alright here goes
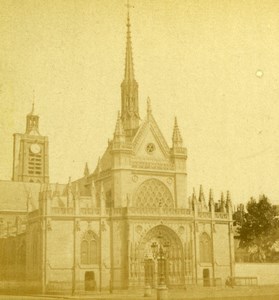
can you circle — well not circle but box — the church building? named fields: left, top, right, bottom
left=0, top=10, right=235, bottom=294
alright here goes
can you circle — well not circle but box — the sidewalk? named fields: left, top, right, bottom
left=35, top=285, right=279, bottom=300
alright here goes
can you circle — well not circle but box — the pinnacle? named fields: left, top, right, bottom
left=114, top=111, right=125, bottom=137
left=172, top=116, right=183, bottom=147
left=198, top=185, right=204, bottom=202
left=209, top=189, right=214, bottom=201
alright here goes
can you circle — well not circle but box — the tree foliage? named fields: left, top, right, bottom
left=233, top=195, right=279, bottom=262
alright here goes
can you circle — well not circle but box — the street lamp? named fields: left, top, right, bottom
left=151, top=231, right=170, bottom=300
left=144, top=255, right=152, bottom=297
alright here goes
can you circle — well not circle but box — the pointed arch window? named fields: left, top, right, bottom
left=199, top=232, right=212, bottom=263
left=81, top=231, right=98, bottom=265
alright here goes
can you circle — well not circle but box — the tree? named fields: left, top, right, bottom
left=233, top=195, right=279, bottom=262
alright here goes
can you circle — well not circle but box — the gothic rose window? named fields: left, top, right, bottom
left=134, top=179, right=173, bottom=208
left=199, top=232, right=212, bottom=263
left=81, top=231, right=98, bottom=265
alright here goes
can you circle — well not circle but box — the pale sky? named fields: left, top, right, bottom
left=0, top=0, right=279, bottom=205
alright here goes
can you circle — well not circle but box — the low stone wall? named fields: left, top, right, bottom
left=0, top=280, right=41, bottom=293
left=235, top=263, right=279, bottom=285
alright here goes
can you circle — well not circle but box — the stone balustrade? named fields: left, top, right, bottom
left=31, top=206, right=229, bottom=220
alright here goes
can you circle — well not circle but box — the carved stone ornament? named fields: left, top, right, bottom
left=178, top=226, right=185, bottom=235
left=167, top=177, right=173, bottom=185
left=146, top=143, right=155, bottom=154
left=132, top=175, right=138, bottom=183
left=136, top=225, right=143, bottom=234
left=195, top=223, right=199, bottom=232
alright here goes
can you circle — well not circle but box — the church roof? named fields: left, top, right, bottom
left=0, top=180, right=41, bottom=211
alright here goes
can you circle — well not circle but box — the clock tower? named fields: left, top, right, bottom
left=12, top=103, right=49, bottom=183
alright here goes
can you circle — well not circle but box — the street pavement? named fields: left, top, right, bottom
left=1, top=286, right=279, bottom=300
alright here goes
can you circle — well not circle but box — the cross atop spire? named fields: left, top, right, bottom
left=125, top=0, right=134, bottom=18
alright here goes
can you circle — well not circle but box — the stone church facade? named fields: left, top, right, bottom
left=0, top=12, right=235, bottom=294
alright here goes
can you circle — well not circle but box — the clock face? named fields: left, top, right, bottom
left=30, top=143, right=41, bottom=154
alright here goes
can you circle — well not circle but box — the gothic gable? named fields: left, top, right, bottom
left=132, top=114, right=170, bottom=160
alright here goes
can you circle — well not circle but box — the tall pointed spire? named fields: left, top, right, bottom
left=121, top=1, right=140, bottom=138
left=124, top=4, right=135, bottom=82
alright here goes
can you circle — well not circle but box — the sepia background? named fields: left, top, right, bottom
left=0, top=0, right=279, bottom=204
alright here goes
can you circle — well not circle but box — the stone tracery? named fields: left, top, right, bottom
left=133, top=179, right=173, bottom=208
left=132, top=225, right=185, bottom=286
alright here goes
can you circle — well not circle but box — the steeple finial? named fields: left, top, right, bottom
left=124, top=0, right=135, bottom=82
left=147, top=97, right=152, bottom=117
left=26, top=91, right=40, bottom=135
left=30, top=90, right=35, bottom=115
left=172, top=117, right=183, bottom=147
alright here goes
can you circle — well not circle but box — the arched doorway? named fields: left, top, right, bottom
left=84, top=271, right=96, bottom=291
left=138, top=225, right=184, bottom=287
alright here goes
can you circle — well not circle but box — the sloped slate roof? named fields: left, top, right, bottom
left=0, top=181, right=41, bottom=211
